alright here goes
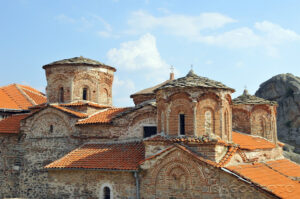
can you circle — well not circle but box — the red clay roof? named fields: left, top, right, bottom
left=61, top=101, right=111, bottom=109
left=232, top=131, right=276, bottom=150
left=0, top=113, right=30, bottom=134
left=226, top=162, right=300, bottom=199
left=51, top=105, right=88, bottom=118
left=45, top=142, right=145, bottom=170
left=265, top=159, right=300, bottom=179
left=76, top=108, right=129, bottom=125
left=0, top=84, right=46, bottom=110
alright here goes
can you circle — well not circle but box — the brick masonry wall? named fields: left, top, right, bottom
left=45, top=65, right=114, bottom=105
left=233, top=104, right=277, bottom=142
left=157, top=89, right=232, bottom=142
left=140, top=147, right=275, bottom=199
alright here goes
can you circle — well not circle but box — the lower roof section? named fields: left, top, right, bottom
left=226, top=161, right=300, bottom=199
left=45, top=141, right=145, bottom=171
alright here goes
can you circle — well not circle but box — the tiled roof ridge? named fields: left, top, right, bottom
left=50, top=104, right=88, bottom=118
left=76, top=107, right=130, bottom=125
left=60, top=101, right=112, bottom=109
left=76, top=107, right=111, bottom=123
left=18, top=84, right=45, bottom=97
left=15, top=84, right=37, bottom=106
left=216, top=146, right=238, bottom=167
left=86, top=138, right=143, bottom=145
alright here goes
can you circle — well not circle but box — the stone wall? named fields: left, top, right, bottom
left=47, top=170, right=137, bottom=199
left=0, top=134, right=21, bottom=198
left=18, top=107, right=82, bottom=198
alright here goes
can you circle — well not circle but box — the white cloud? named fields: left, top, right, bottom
left=127, top=11, right=236, bottom=36
left=126, top=11, right=300, bottom=56
left=107, top=33, right=168, bottom=72
left=112, top=76, right=136, bottom=106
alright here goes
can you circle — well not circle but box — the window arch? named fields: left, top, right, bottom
left=204, top=110, right=212, bottom=135
left=82, top=87, right=88, bottom=100
left=59, top=87, right=64, bottom=103
left=224, top=110, right=229, bottom=136
left=103, top=187, right=111, bottom=199
left=100, top=183, right=113, bottom=199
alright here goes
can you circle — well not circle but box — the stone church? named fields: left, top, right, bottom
left=0, top=56, right=300, bottom=199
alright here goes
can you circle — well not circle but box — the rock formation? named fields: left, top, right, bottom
left=256, top=73, right=300, bottom=162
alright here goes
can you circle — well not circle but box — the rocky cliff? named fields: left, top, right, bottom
left=256, top=73, right=300, bottom=162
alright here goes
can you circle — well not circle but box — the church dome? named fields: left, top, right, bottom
left=154, top=69, right=235, bottom=92
left=42, top=56, right=116, bottom=71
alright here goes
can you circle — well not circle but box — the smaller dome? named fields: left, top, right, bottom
left=43, top=56, right=116, bottom=71
left=233, top=89, right=277, bottom=105
left=154, top=70, right=234, bottom=92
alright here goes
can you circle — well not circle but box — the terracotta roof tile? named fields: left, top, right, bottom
left=0, top=113, right=30, bottom=134
left=45, top=142, right=145, bottom=170
left=61, top=101, right=111, bottom=109
left=0, top=84, right=46, bottom=110
left=51, top=105, right=88, bottom=118
left=265, top=159, right=300, bottom=179
left=0, top=89, right=19, bottom=109
left=226, top=162, right=300, bottom=199
left=217, top=146, right=238, bottom=167
left=76, top=108, right=129, bottom=125
left=232, top=131, right=276, bottom=150
left=22, top=89, right=47, bottom=105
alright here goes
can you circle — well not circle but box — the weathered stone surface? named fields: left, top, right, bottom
left=255, top=73, right=300, bottom=157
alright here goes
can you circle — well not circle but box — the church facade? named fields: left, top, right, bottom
left=0, top=56, right=300, bottom=199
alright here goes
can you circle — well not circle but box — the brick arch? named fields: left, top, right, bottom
left=168, top=98, right=194, bottom=136
left=150, top=152, right=206, bottom=198
left=99, top=83, right=111, bottom=105
left=30, top=111, right=71, bottom=137
left=73, top=72, right=98, bottom=102
left=196, top=96, right=220, bottom=137
left=225, top=94, right=232, bottom=105
left=251, top=104, right=272, bottom=114
left=166, top=92, right=192, bottom=103
left=232, top=108, right=251, bottom=134
left=197, top=92, right=221, bottom=103
left=250, top=109, right=270, bottom=137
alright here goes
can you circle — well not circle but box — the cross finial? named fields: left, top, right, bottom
left=170, top=65, right=174, bottom=73
left=191, top=64, right=193, bottom=70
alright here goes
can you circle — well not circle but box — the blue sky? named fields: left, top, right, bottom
left=1, top=0, right=300, bottom=107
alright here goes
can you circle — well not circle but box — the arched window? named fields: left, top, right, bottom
left=179, top=114, right=185, bottom=135
left=161, top=112, right=164, bottom=132
left=103, top=186, right=111, bottom=199
left=59, top=87, right=64, bottom=103
left=49, top=125, right=53, bottom=133
left=204, top=110, right=212, bottom=135
left=224, top=110, right=229, bottom=136
left=83, top=88, right=88, bottom=100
